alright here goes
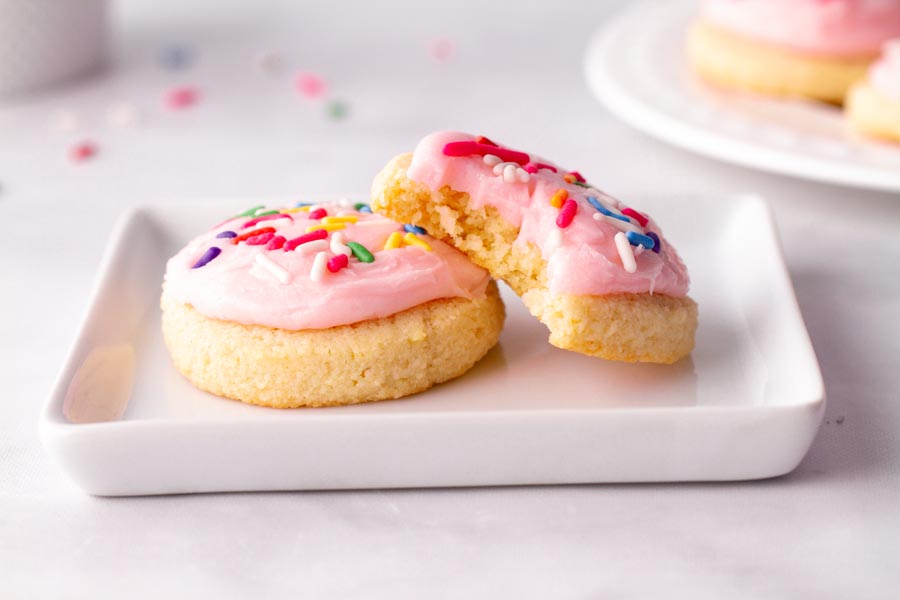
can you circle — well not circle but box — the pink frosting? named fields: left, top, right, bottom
left=405, top=132, right=690, bottom=298
left=870, top=39, right=900, bottom=98
left=702, top=0, right=900, bottom=57
left=163, top=203, right=490, bottom=330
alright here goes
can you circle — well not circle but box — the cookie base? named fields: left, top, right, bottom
left=372, top=154, right=697, bottom=364
left=161, top=282, right=505, bottom=408
left=846, top=82, right=900, bottom=143
left=686, top=19, right=873, bottom=104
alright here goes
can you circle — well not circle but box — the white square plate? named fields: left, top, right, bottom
left=41, top=194, right=824, bottom=495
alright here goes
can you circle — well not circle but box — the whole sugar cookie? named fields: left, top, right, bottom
left=372, top=132, right=697, bottom=365
left=686, top=0, right=900, bottom=104
left=161, top=201, right=504, bottom=408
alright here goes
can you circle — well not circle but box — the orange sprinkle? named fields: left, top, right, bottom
left=550, top=188, right=568, bottom=209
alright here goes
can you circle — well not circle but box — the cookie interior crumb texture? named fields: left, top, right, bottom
left=161, top=280, right=505, bottom=408
left=372, top=153, right=697, bottom=364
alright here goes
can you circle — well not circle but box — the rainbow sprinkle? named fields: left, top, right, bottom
left=232, top=226, right=276, bottom=244
left=384, top=232, right=403, bottom=250
left=403, top=232, right=432, bottom=251
left=192, top=247, right=221, bottom=269
left=403, top=224, right=427, bottom=235
left=614, top=232, right=637, bottom=273
left=550, top=189, right=568, bottom=209
left=346, top=241, right=374, bottom=263
left=310, top=251, right=328, bottom=282
left=254, top=253, right=291, bottom=284
left=327, top=253, right=349, bottom=273
left=556, top=198, right=577, bottom=229
left=215, top=231, right=237, bottom=239
left=284, top=229, right=328, bottom=251
left=306, top=223, right=346, bottom=233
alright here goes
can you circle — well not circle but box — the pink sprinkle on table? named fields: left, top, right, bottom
left=429, top=37, right=455, bottom=62
left=164, top=86, right=200, bottom=110
left=69, top=141, right=97, bottom=163
left=295, top=72, right=327, bottom=99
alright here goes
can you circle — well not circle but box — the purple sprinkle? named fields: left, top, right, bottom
left=192, top=246, right=221, bottom=268
left=646, top=232, right=661, bottom=254
left=216, top=230, right=237, bottom=239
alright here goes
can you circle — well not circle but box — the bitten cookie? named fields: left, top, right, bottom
left=161, top=201, right=505, bottom=408
left=372, top=132, right=697, bottom=365
left=847, top=40, right=900, bottom=142
left=686, top=0, right=900, bottom=104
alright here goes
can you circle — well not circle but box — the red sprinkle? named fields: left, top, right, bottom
left=621, top=208, right=648, bottom=227
left=284, top=229, right=328, bottom=251
left=556, top=198, right=577, bottom=228
left=568, top=171, right=586, bottom=183
left=526, top=161, right=557, bottom=173
left=164, top=86, right=200, bottom=110
left=295, top=72, right=327, bottom=99
left=442, top=141, right=529, bottom=165
left=266, top=235, right=286, bottom=250
left=232, top=226, right=276, bottom=244
left=327, top=253, right=349, bottom=273
left=243, top=213, right=292, bottom=228
left=308, top=208, right=328, bottom=220
left=475, top=135, right=498, bottom=147
left=246, top=232, right=275, bottom=245
left=69, top=141, right=97, bottom=162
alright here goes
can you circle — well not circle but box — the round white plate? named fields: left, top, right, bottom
left=584, top=1, right=900, bottom=192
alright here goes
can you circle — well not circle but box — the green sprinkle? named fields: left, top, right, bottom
left=573, top=180, right=592, bottom=189
left=326, top=100, right=349, bottom=121
left=253, top=209, right=280, bottom=217
left=346, top=241, right=374, bottom=263
left=353, top=202, right=369, bottom=211
left=236, top=204, right=265, bottom=217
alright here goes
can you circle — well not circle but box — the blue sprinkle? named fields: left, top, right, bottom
left=215, top=230, right=237, bottom=239
left=192, top=246, right=221, bottom=269
left=626, top=231, right=655, bottom=250
left=404, top=224, right=427, bottom=235
left=587, top=196, right=630, bottom=223
left=354, top=202, right=373, bottom=213
left=294, top=202, right=313, bottom=208
left=646, top=232, right=661, bottom=253
left=159, top=45, right=194, bottom=70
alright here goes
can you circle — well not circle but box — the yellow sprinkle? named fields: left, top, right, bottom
left=403, top=232, right=432, bottom=252
left=322, top=216, right=359, bottom=225
left=383, top=231, right=403, bottom=250
left=550, top=188, right=568, bottom=209
left=306, top=223, right=347, bottom=233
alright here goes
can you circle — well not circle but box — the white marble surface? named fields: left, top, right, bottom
left=2, top=0, right=899, bottom=597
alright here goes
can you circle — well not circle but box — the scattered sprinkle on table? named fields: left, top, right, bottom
left=326, top=100, right=349, bottom=121
left=69, top=141, right=97, bottom=163
left=107, top=103, right=140, bottom=127
left=429, top=36, right=455, bottom=62
left=295, top=72, right=327, bottom=99
left=158, top=45, right=194, bottom=70
left=164, top=86, right=201, bottom=110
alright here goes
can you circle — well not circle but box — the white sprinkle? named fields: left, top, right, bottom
left=337, top=197, right=353, bottom=208
left=615, top=232, right=637, bottom=273
left=107, top=103, right=139, bottom=127
left=492, top=162, right=507, bottom=176
left=594, top=212, right=643, bottom=234
left=310, top=251, right=328, bottom=282
left=634, top=245, right=645, bottom=256
left=545, top=228, right=564, bottom=254
left=256, top=50, right=283, bottom=73
left=255, top=253, right=291, bottom=284
left=483, top=154, right=502, bottom=167
left=296, top=239, right=328, bottom=255
left=266, top=214, right=292, bottom=227
left=503, top=163, right=518, bottom=183
left=516, top=168, right=530, bottom=183
left=330, top=231, right=352, bottom=256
